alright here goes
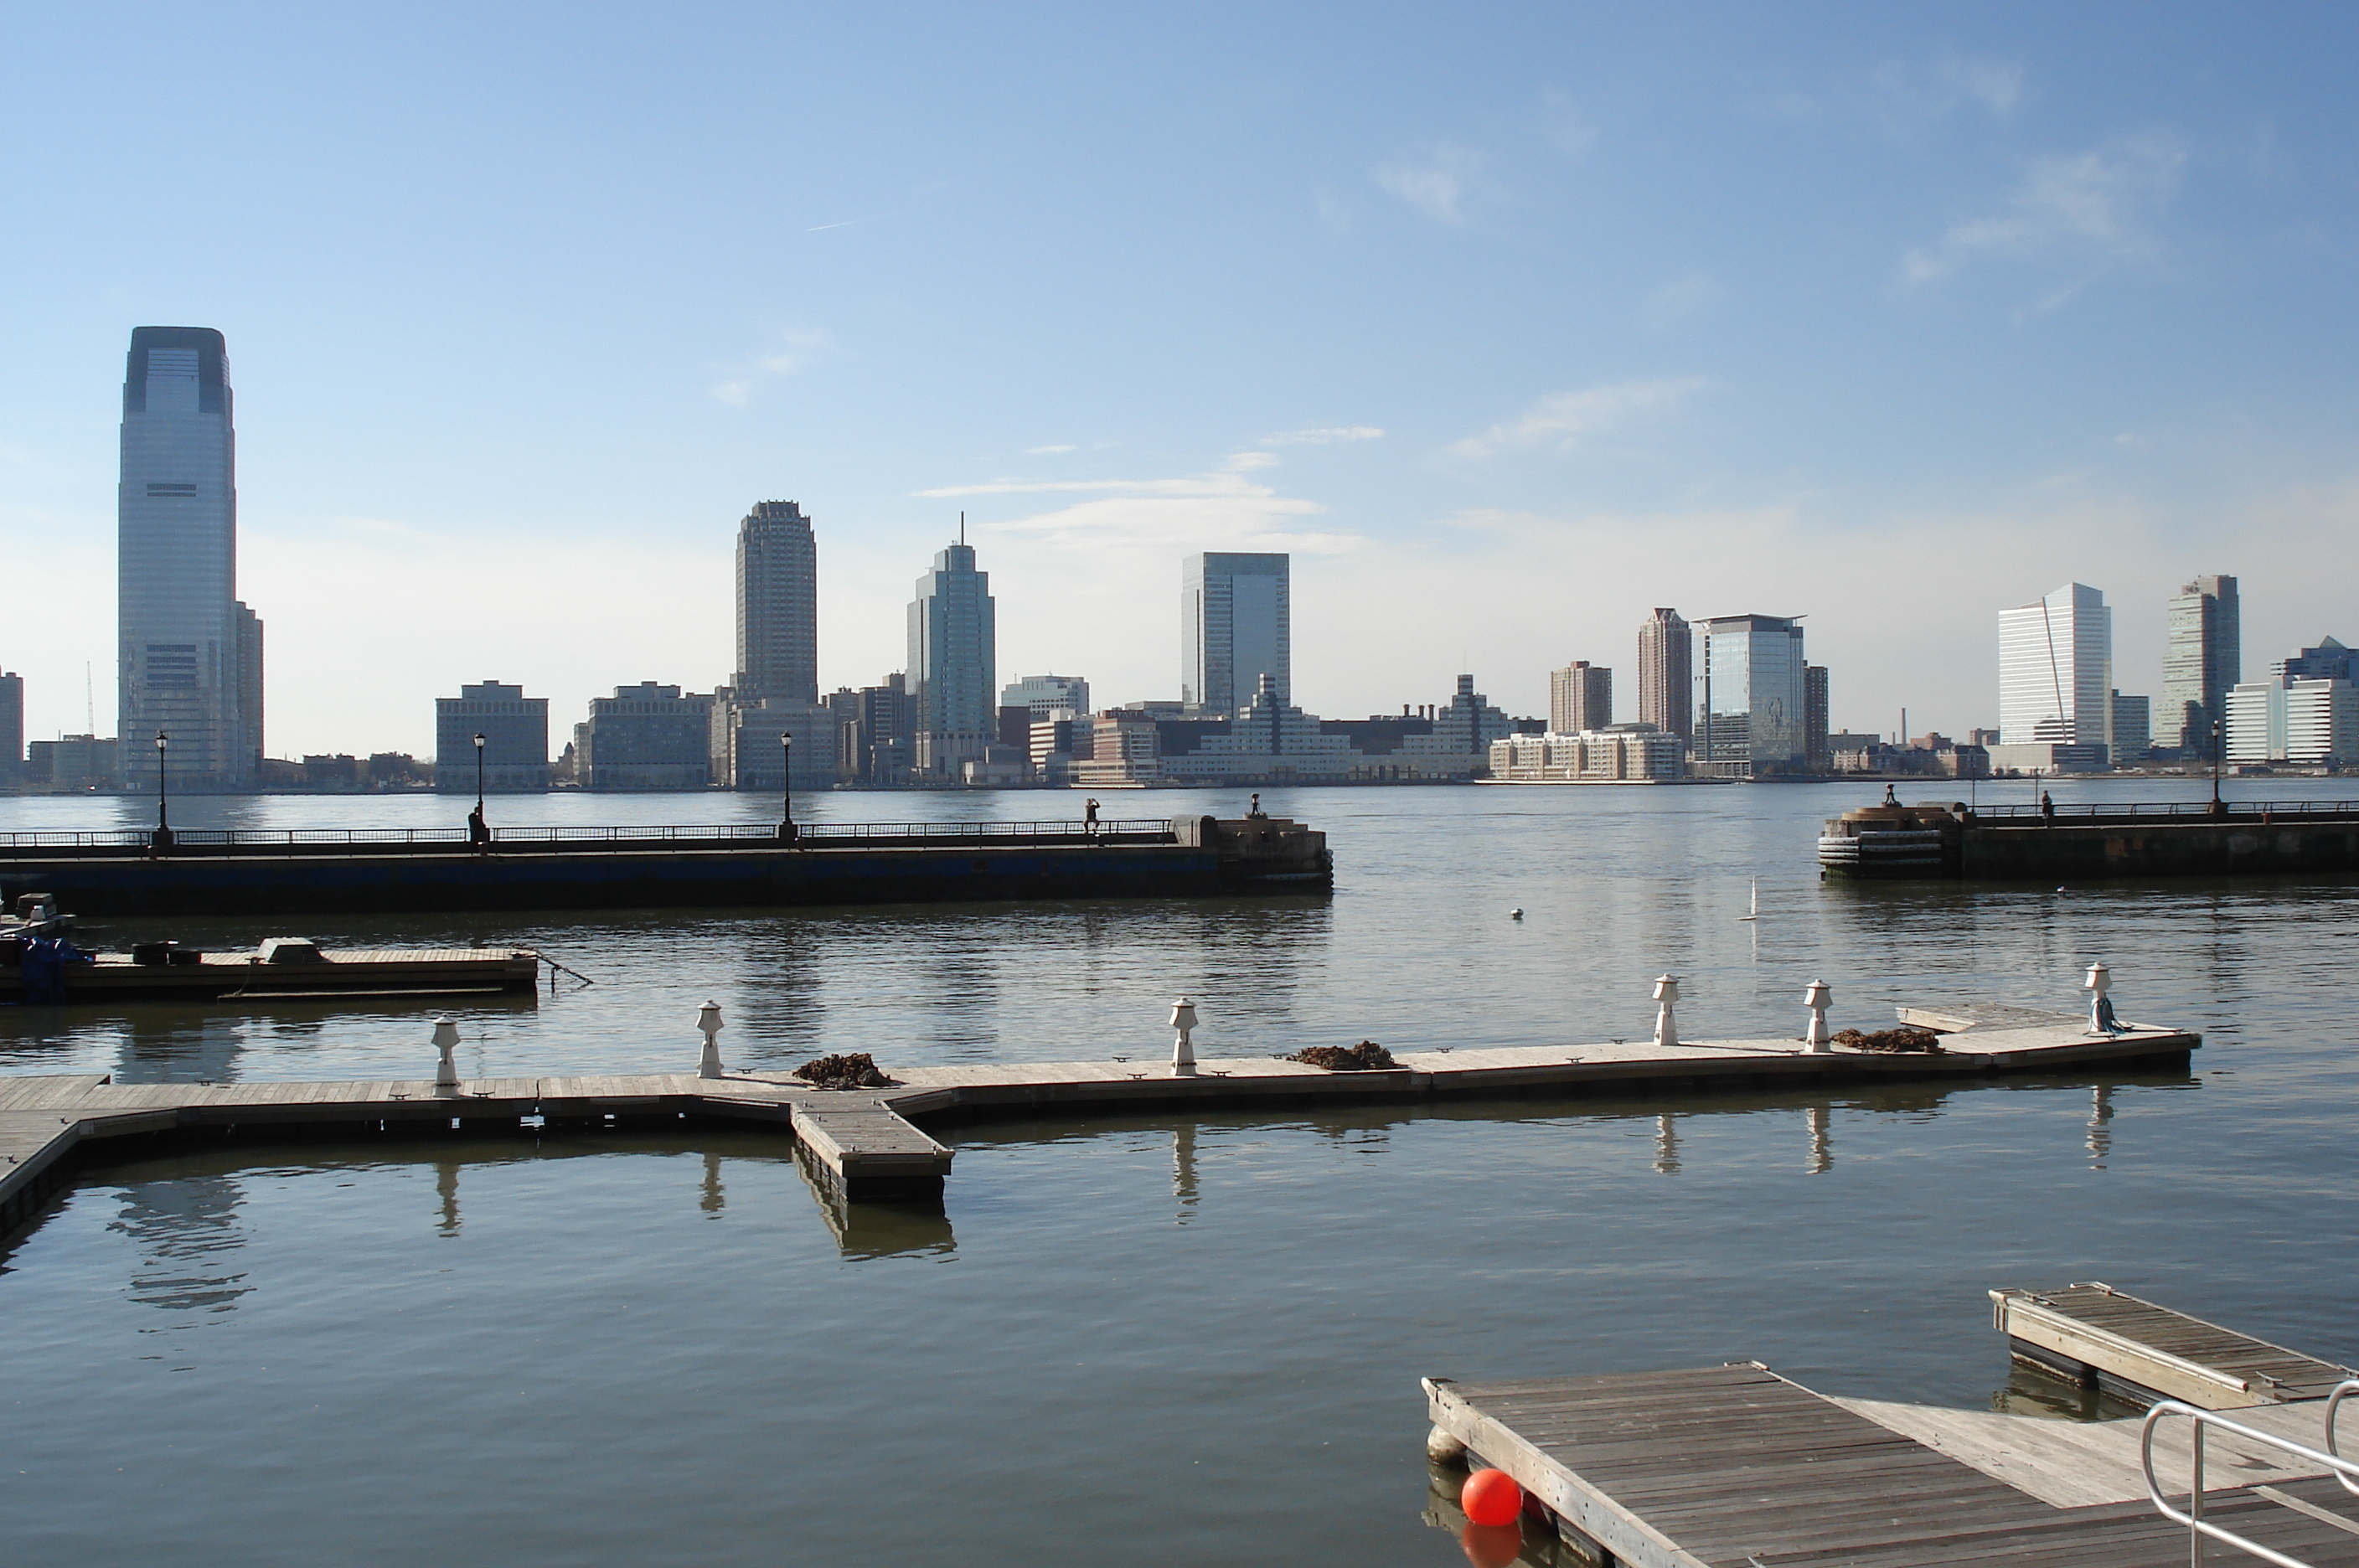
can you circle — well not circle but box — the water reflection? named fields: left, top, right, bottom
left=435, top=1158, right=461, bottom=1235
left=700, top=1150, right=725, bottom=1214
left=107, top=1173, right=251, bottom=1316
left=1653, top=1113, right=1679, bottom=1174
left=792, top=1144, right=955, bottom=1259
left=2087, top=1085, right=2113, bottom=1168
left=1805, top=1103, right=1832, bottom=1173
left=1171, top=1124, right=1198, bottom=1223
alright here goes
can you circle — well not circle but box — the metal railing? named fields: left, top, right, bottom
left=1974, top=800, right=2359, bottom=822
left=2142, top=1380, right=2359, bottom=1565
left=0, top=819, right=1177, bottom=850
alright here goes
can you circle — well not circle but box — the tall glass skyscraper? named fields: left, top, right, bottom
left=733, top=500, right=818, bottom=704
left=1998, top=582, right=2113, bottom=750
left=117, top=326, right=262, bottom=789
left=1182, top=553, right=1289, bottom=716
left=1692, top=614, right=1807, bottom=776
left=907, top=537, right=997, bottom=776
left=2162, top=574, right=2239, bottom=757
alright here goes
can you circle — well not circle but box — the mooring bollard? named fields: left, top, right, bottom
left=1803, top=979, right=1832, bottom=1053
left=1169, top=996, right=1199, bottom=1076
left=1652, top=974, right=1680, bottom=1049
left=2083, top=962, right=2119, bottom=1034
left=697, top=1000, right=725, bottom=1079
left=432, top=1016, right=461, bottom=1091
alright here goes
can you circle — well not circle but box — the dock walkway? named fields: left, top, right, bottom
left=0, top=1009, right=2196, bottom=1227
left=1993, top=1282, right=2357, bottom=1407
left=1426, top=1361, right=2359, bottom=1566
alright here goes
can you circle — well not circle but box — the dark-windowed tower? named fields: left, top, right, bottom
left=733, top=501, right=818, bottom=704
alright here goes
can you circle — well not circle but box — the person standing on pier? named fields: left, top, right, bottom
left=1083, top=797, right=1099, bottom=834
left=2040, top=792, right=2055, bottom=827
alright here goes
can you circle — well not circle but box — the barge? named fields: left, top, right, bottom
left=0, top=813, right=1333, bottom=917
left=1820, top=797, right=2359, bottom=880
left=2, top=938, right=542, bottom=1003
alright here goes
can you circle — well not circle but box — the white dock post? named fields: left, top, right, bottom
left=1652, top=974, right=1681, bottom=1049
left=696, top=1001, right=725, bottom=1079
left=1169, top=996, right=1199, bottom=1076
left=2083, top=962, right=2116, bottom=1034
left=431, top=1016, right=461, bottom=1091
left=1802, top=979, right=1832, bottom=1053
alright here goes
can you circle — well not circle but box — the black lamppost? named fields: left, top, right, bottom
left=777, top=732, right=797, bottom=842
left=467, top=732, right=490, bottom=848
left=152, top=730, right=173, bottom=850
left=2210, top=716, right=2224, bottom=814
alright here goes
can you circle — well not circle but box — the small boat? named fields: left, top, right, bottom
left=1738, top=878, right=1758, bottom=921
left=2, top=935, right=541, bottom=1003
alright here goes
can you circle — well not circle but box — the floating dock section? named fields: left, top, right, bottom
left=0, top=1003, right=2195, bottom=1228
left=1423, top=1287, right=2359, bottom=1566
left=1993, top=1282, right=2356, bottom=1409
left=1820, top=797, right=2359, bottom=881
left=0, top=814, right=1332, bottom=916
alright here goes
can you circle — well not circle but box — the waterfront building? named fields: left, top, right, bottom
left=1549, top=662, right=1611, bottom=735
left=2272, top=636, right=2357, bottom=685
left=1002, top=673, right=1091, bottom=723
left=734, top=501, right=818, bottom=704
left=117, top=327, right=265, bottom=790
left=1029, top=714, right=1095, bottom=785
left=1081, top=673, right=1510, bottom=785
left=579, top=683, right=713, bottom=790
left=2163, top=574, right=2239, bottom=757
left=1182, top=552, right=1289, bottom=715
left=1489, top=726, right=1685, bottom=781
left=1692, top=615, right=1808, bottom=776
left=2227, top=677, right=2359, bottom=766
left=908, top=537, right=997, bottom=778
left=710, top=691, right=837, bottom=791
left=26, top=735, right=120, bottom=791
left=1636, top=608, right=1692, bottom=746
left=2109, top=692, right=2151, bottom=761
left=1998, top=583, right=2112, bottom=758
left=1804, top=665, right=1830, bottom=771
left=0, top=669, right=20, bottom=786
left=827, top=674, right=915, bottom=787
left=434, top=680, right=550, bottom=792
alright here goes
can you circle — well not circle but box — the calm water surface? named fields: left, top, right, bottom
left=3, top=780, right=2356, bottom=1565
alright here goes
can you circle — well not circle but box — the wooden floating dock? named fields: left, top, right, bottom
left=0, top=946, right=542, bottom=1003
left=1993, top=1282, right=2357, bottom=1408
left=0, top=1006, right=2197, bottom=1228
left=1425, top=1362, right=2359, bottom=1565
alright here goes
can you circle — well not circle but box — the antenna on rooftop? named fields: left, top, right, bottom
left=959, top=510, right=966, bottom=546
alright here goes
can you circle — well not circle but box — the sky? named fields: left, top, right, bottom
left=3, top=3, right=2356, bottom=757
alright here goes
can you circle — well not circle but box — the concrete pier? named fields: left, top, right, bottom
left=1820, top=797, right=2359, bottom=881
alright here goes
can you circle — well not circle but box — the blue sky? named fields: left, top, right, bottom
left=3, top=3, right=2356, bottom=756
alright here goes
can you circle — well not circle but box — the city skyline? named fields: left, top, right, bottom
left=4, top=11, right=2357, bottom=756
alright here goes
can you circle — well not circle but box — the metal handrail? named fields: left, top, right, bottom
left=2331, top=1379, right=2359, bottom=1498
left=2142, top=1386, right=2359, bottom=1565
left=1974, top=800, right=2359, bottom=821
left=0, top=819, right=1177, bottom=850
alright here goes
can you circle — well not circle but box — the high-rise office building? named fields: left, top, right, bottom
left=908, top=537, right=997, bottom=776
left=1182, top=553, right=1289, bottom=716
left=1636, top=608, right=1691, bottom=745
left=435, top=680, right=551, bottom=792
left=1804, top=664, right=1830, bottom=770
left=2162, top=575, right=2238, bottom=757
left=0, top=669, right=21, bottom=786
left=2109, top=692, right=2151, bottom=761
left=733, top=500, right=818, bottom=704
left=579, top=682, right=712, bottom=790
left=1692, top=614, right=1808, bottom=776
left=1549, top=661, right=1611, bottom=734
left=2274, top=636, right=2358, bottom=684
left=1999, top=583, right=2112, bottom=752
left=118, top=327, right=263, bottom=789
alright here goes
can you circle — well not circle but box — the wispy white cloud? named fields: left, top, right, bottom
left=710, top=328, right=832, bottom=405
left=1448, top=377, right=1709, bottom=460
left=1262, top=426, right=1383, bottom=446
left=1937, top=53, right=2026, bottom=118
left=1025, top=443, right=1078, bottom=455
left=1374, top=142, right=1489, bottom=224
left=1902, top=133, right=2186, bottom=287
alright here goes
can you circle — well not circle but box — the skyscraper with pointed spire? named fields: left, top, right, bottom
left=117, top=327, right=262, bottom=789
left=907, top=519, right=997, bottom=778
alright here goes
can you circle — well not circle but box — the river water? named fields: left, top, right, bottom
left=3, top=779, right=2356, bottom=1565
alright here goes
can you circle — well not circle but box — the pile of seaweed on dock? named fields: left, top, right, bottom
left=792, top=1053, right=896, bottom=1089
left=1830, top=1025, right=1943, bottom=1054
left=1288, top=1040, right=1400, bottom=1071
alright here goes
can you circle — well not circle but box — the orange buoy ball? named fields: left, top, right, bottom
left=1459, top=1521, right=1523, bottom=1568
left=1460, top=1467, right=1523, bottom=1528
